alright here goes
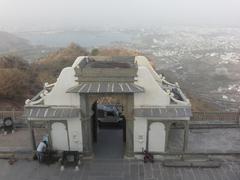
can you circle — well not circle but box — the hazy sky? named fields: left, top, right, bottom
left=0, top=0, right=240, bottom=31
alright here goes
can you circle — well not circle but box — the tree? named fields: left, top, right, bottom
left=91, top=48, right=99, bottom=56
left=0, top=68, right=29, bottom=99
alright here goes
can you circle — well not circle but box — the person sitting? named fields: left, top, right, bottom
left=36, top=140, right=47, bottom=163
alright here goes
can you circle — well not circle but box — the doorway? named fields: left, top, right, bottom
left=91, top=97, right=126, bottom=159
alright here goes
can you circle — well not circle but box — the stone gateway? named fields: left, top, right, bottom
left=24, top=56, right=191, bottom=159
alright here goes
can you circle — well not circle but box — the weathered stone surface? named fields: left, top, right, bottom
left=0, top=159, right=239, bottom=180
left=163, top=160, right=221, bottom=168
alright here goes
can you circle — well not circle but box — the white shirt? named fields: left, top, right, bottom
left=37, top=142, right=46, bottom=152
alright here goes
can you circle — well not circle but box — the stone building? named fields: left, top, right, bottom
left=24, top=56, right=191, bottom=158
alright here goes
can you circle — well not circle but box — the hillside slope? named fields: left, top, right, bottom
left=0, top=31, right=31, bottom=53
left=0, top=44, right=218, bottom=111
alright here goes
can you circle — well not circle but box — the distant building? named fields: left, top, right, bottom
left=25, top=56, right=191, bottom=158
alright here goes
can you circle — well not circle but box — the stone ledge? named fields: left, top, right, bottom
left=163, top=160, right=221, bottom=168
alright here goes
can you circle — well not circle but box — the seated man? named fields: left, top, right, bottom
left=36, top=140, right=47, bottom=163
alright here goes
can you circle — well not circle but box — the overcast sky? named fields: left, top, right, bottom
left=0, top=0, right=240, bottom=31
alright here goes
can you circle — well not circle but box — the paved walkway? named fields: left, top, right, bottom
left=93, top=128, right=124, bottom=159
left=0, top=128, right=31, bottom=152
left=0, top=159, right=240, bottom=180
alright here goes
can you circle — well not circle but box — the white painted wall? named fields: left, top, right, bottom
left=43, top=67, right=80, bottom=106
left=135, top=56, right=163, bottom=83
left=148, top=122, right=166, bottom=152
left=51, top=122, right=69, bottom=151
left=67, top=118, right=83, bottom=152
left=134, top=66, right=170, bottom=107
left=134, top=117, right=147, bottom=152
left=43, top=57, right=86, bottom=106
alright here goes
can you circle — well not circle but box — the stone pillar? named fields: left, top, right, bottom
left=81, top=117, right=93, bottom=156
left=125, top=119, right=134, bottom=157
left=124, top=94, right=134, bottom=158
left=164, top=122, right=171, bottom=152
left=28, top=122, right=36, bottom=151
left=80, top=94, right=93, bottom=157
left=238, top=109, right=240, bottom=125
left=183, top=121, right=189, bottom=152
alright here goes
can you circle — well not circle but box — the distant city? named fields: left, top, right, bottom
left=2, top=26, right=240, bottom=110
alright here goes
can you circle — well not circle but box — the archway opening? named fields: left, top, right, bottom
left=91, top=96, right=126, bottom=159
left=168, top=122, right=185, bottom=152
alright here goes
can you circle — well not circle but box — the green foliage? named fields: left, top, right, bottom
left=91, top=48, right=99, bottom=56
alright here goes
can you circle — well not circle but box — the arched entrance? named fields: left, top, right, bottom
left=148, top=122, right=166, bottom=152
left=167, top=121, right=189, bottom=153
left=80, top=93, right=134, bottom=158
left=91, top=97, right=126, bottom=158
left=51, top=122, right=69, bottom=151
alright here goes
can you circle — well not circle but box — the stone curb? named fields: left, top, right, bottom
left=0, top=149, right=33, bottom=160
left=163, top=160, right=221, bottom=168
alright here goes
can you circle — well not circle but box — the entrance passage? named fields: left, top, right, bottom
left=91, top=98, right=126, bottom=159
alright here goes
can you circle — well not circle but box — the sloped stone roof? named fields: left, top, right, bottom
left=67, top=82, right=144, bottom=93
left=24, top=106, right=80, bottom=119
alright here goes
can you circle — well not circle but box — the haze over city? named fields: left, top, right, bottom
left=0, top=0, right=240, bottom=31
left=1, top=0, right=240, bottom=179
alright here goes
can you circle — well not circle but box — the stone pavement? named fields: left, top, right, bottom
left=93, top=128, right=124, bottom=159
left=0, top=128, right=31, bottom=152
left=0, top=159, right=240, bottom=180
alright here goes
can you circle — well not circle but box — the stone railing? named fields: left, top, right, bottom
left=1, top=110, right=240, bottom=127
left=191, top=111, right=240, bottom=124
left=0, top=110, right=25, bottom=127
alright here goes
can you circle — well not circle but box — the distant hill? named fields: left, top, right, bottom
left=0, top=31, right=32, bottom=53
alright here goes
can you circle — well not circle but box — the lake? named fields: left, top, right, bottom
left=16, top=30, right=133, bottom=47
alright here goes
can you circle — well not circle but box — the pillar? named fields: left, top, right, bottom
left=81, top=117, right=93, bottom=156
left=183, top=121, right=189, bottom=152
left=80, top=94, right=93, bottom=157
left=238, top=109, right=240, bottom=125
left=164, top=122, right=171, bottom=152
left=28, top=122, right=36, bottom=151
left=125, top=119, right=134, bottom=157
left=124, top=94, right=134, bottom=158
